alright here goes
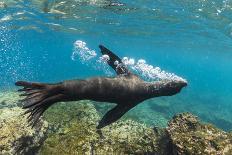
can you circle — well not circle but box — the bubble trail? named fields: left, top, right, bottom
left=72, top=40, right=97, bottom=61
left=72, top=40, right=186, bottom=82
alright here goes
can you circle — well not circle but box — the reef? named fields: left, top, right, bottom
left=126, top=103, right=169, bottom=128
left=167, top=113, right=232, bottom=154
left=0, top=107, right=48, bottom=155
left=0, top=91, right=49, bottom=154
left=40, top=101, right=159, bottom=154
left=0, top=91, right=231, bottom=155
left=0, top=91, right=22, bottom=108
left=39, top=102, right=232, bottom=155
left=149, top=97, right=232, bottom=132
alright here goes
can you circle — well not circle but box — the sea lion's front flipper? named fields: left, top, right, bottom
left=99, top=45, right=130, bottom=75
left=97, top=103, right=135, bottom=129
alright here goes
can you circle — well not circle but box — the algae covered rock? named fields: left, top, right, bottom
left=94, top=102, right=169, bottom=129
left=167, top=112, right=232, bottom=155
left=2, top=91, right=231, bottom=155
left=0, top=107, right=49, bottom=155
left=43, top=101, right=100, bottom=133
left=0, top=91, right=22, bottom=108
left=39, top=101, right=232, bottom=155
left=127, top=103, right=169, bottom=128
left=40, top=101, right=160, bottom=154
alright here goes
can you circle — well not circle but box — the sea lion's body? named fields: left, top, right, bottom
left=63, top=75, right=145, bottom=103
left=16, top=45, right=187, bottom=128
left=63, top=75, right=184, bottom=104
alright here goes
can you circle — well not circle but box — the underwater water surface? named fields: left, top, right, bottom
left=0, top=0, right=232, bottom=131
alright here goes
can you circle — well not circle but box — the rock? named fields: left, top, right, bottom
left=0, top=107, right=49, bottom=155
left=1, top=91, right=232, bottom=155
left=167, top=112, right=232, bottom=155
left=94, top=102, right=169, bottom=128
left=126, top=103, right=169, bottom=128
left=0, top=91, right=23, bottom=108
left=39, top=101, right=161, bottom=154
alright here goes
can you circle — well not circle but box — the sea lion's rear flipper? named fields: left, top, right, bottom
left=15, top=81, right=66, bottom=127
left=99, top=45, right=130, bottom=75
left=97, top=103, right=135, bottom=129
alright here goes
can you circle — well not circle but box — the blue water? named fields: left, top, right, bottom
left=0, top=0, right=232, bottom=131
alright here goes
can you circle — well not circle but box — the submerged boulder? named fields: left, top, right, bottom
left=167, top=112, right=232, bottom=155
left=0, top=107, right=49, bottom=155
left=39, top=102, right=232, bottom=155
left=1, top=91, right=232, bottom=155
left=40, top=101, right=160, bottom=154
left=0, top=91, right=22, bottom=108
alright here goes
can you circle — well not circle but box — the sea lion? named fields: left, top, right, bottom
left=15, top=45, right=187, bottom=129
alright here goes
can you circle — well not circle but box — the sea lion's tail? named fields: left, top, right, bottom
left=15, top=81, right=66, bottom=127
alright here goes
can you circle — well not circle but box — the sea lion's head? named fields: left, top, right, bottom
left=148, top=79, right=187, bottom=97
left=162, top=79, right=187, bottom=96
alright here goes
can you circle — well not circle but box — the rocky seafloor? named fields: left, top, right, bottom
left=0, top=91, right=231, bottom=155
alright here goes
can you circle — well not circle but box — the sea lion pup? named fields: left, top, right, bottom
left=15, top=45, right=187, bottom=129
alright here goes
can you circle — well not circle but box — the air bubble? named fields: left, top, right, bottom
left=72, top=40, right=186, bottom=82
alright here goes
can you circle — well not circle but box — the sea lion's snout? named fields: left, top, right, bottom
left=174, top=80, right=188, bottom=92
left=164, top=79, right=188, bottom=95
left=179, top=79, right=188, bottom=88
